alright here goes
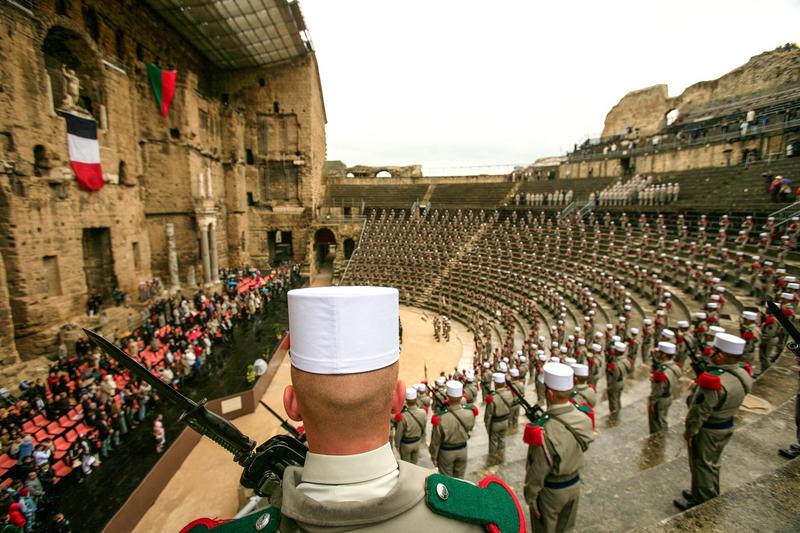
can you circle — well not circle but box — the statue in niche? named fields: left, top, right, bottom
left=60, top=65, right=82, bottom=112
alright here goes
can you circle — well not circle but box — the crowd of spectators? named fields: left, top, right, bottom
left=0, top=264, right=299, bottom=532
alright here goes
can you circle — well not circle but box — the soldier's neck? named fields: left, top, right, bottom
left=305, top=428, right=391, bottom=455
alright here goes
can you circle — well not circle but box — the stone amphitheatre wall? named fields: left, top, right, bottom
left=0, top=1, right=326, bottom=366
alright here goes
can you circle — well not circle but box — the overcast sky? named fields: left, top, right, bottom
left=300, top=0, right=799, bottom=175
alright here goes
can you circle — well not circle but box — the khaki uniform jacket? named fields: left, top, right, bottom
left=277, top=462, right=484, bottom=532
left=572, top=384, right=597, bottom=408
left=523, top=403, right=594, bottom=505
left=649, top=361, right=682, bottom=405
left=484, top=387, right=514, bottom=428
left=464, top=382, right=478, bottom=404
left=685, top=364, right=753, bottom=437
left=394, top=405, right=427, bottom=448
left=429, top=404, right=476, bottom=458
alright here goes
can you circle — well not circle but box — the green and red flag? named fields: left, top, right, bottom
left=146, top=63, right=177, bottom=117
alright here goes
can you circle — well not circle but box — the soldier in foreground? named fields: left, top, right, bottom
left=673, top=332, right=752, bottom=510
left=429, top=380, right=478, bottom=478
left=184, top=286, right=525, bottom=532
left=523, top=363, right=594, bottom=533
left=394, top=387, right=427, bottom=464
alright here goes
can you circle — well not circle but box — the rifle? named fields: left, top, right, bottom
left=260, top=400, right=305, bottom=442
left=767, top=301, right=800, bottom=360
left=506, top=379, right=545, bottom=423
left=684, top=338, right=707, bottom=376
left=425, top=384, right=448, bottom=411
left=84, top=328, right=306, bottom=497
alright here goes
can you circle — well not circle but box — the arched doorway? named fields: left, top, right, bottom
left=314, top=228, right=336, bottom=271
left=344, top=238, right=355, bottom=260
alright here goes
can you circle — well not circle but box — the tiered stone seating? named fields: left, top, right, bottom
left=342, top=206, right=798, bottom=529
left=428, top=183, right=515, bottom=208
left=324, top=183, right=429, bottom=208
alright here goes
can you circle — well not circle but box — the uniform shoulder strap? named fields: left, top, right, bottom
left=425, top=474, right=525, bottom=533
left=180, top=507, right=279, bottom=533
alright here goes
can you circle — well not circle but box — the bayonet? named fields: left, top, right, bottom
left=766, top=301, right=800, bottom=357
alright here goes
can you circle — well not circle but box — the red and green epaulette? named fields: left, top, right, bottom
left=180, top=507, right=279, bottom=533
left=425, top=474, right=525, bottom=533
left=574, top=402, right=596, bottom=429
left=696, top=368, right=724, bottom=390
left=651, top=366, right=668, bottom=382
left=738, top=361, right=753, bottom=376
left=431, top=410, right=447, bottom=426
left=464, top=404, right=479, bottom=416
left=485, top=394, right=494, bottom=404
left=522, top=414, right=550, bottom=446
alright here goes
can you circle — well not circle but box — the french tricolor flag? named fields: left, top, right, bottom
left=60, top=111, right=104, bottom=191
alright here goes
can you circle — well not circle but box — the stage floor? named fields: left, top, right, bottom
left=132, top=305, right=471, bottom=532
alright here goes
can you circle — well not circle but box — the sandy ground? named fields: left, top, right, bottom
left=132, top=302, right=468, bottom=532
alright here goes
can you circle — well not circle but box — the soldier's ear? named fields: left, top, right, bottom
left=283, top=385, right=302, bottom=421
left=390, top=379, right=406, bottom=414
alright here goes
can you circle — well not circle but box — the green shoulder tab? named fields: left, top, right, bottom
left=531, top=413, right=550, bottom=428
left=658, top=364, right=668, bottom=372
left=708, top=368, right=725, bottom=376
left=425, top=474, right=525, bottom=533
left=180, top=507, right=280, bottom=533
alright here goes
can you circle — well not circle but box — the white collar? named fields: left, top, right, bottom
left=300, top=442, right=398, bottom=485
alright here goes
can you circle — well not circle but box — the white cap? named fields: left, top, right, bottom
left=643, top=319, right=653, bottom=325
left=657, top=341, right=676, bottom=355
left=713, top=332, right=745, bottom=356
left=630, top=328, right=639, bottom=335
left=710, top=325, right=725, bottom=334
left=498, top=361, right=509, bottom=372
left=288, top=287, right=399, bottom=374
left=612, top=335, right=621, bottom=343
left=613, top=341, right=627, bottom=352
left=406, top=387, right=418, bottom=400
left=781, top=292, right=794, bottom=300
left=537, top=354, right=548, bottom=362
left=543, top=362, right=574, bottom=391
left=549, top=356, right=561, bottom=363
left=520, top=355, right=528, bottom=363
left=707, top=303, right=718, bottom=309
left=710, top=294, right=720, bottom=301
left=564, top=357, right=577, bottom=365
left=559, top=346, right=568, bottom=354
left=591, top=343, right=602, bottom=352
left=465, top=371, right=475, bottom=382
left=414, top=383, right=426, bottom=392
left=446, top=380, right=463, bottom=398
left=789, top=283, right=800, bottom=290
left=551, top=341, right=559, bottom=348
left=492, top=372, right=506, bottom=384
left=695, top=312, right=707, bottom=320
left=742, top=311, right=758, bottom=321
left=482, top=361, right=491, bottom=368
left=661, top=329, right=675, bottom=339
left=677, top=320, right=689, bottom=328
left=578, top=338, right=586, bottom=345
left=572, top=363, right=589, bottom=377
left=436, top=376, right=447, bottom=386
left=510, top=368, right=520, bottom=378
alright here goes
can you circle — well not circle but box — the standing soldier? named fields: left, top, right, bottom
left=739, top=310, right=761, bottom=369
left=587, top=344, right=602, bottom=388
left=523, top=363, right=594, bottom=533
left=394, top=387, right=428, bottom=464
left=674, top=333, right=753, bottom=510
left=415, top=383, right=432, bottom=412
left=627, top=327, right=640, bottom=372
left=484, top=372, right=514, bottom=466
left=442, top=315, right=452, bottom=342
left=480, top=361, right=493, bottom=402
left=463, top=370, right=478, bottom=404
left=648, top=342, right=682, bottom=433
left=185, top=286, right=505, bottom=531
left=571, top=364, right=597, bottom=409
left=508, top=368, right=523, bottom=434
left=429, top=380, right=477, bottom=479
left=641, top=319, right=654, bottom=364
left=518, top=355, right=530, bottom=387
left=759, top=308, right=780, bottom=375
left=536, top=353, right=549, bottom=403
left=606, top=341, right=627, bottom=416
left=433, top=315, right=441, bottom=342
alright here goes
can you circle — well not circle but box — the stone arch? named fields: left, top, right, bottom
left=375, top=170, right=393, bottom=178
left=41, top=25, right=104, bottom=118
left=314, top=228, right=337, bottom=270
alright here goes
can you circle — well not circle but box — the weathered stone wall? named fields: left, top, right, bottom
left=0, top=1, right=326, bottom=363
left=602, top=46, right=800, bottom=138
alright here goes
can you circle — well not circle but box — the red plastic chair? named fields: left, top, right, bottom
left=64, top=429, right=79, bottom=444
left=45, top=421, right=64, bottom=437
left=21, top=420, right=38, bottom=434
left=0, top=454, right=15, bottom=469
left=33, top=428, right=52, bottom=443
left=31, top=414, right=49, bottom=427
left=58, top=415, right=77, bottom=429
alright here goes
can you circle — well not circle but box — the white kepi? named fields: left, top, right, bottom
left=288, top=286, right=399, bottom=374
left=405, top=387, right=417, bottom=401
left=446, top=380, right=463, bottom=398
left=713, top=332, right=745, bottom=356
left=543, top=362, right=574, bottom=391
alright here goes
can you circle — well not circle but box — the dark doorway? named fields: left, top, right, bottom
left=268, top=230, right=293, bottom=265
left=620, top=157, right=632, bottom=176
left=344, top=238, right=355, bottom=260
left=82, top=227, right=117, bottom=299
left=314, top=228, right=336, bottom=269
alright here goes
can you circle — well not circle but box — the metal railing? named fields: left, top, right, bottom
left=769, top=201, right=800, bottom=227
left=578, top=198, right=596, bottom=217
left=561, top=201, right=578, bottom=217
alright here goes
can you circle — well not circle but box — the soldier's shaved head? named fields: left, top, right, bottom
left=284, top=362, right=405, bottom=454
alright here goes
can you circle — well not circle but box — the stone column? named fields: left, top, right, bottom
left=165, top=223, right=180, bottom=290
left=199, top=223, right=212, bottom=284
left=208, top=222, right=219, bottom=282
left=187, top=265, right=197, bottom=288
